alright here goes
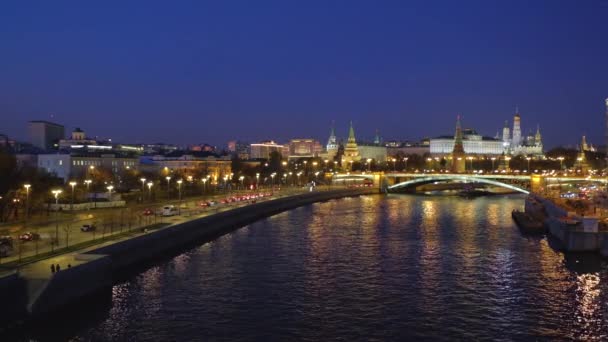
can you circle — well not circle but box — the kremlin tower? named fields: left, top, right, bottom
left=341, top=121, right=361, bottom=170
left=450, top=115, right=466, bottom=173
left=511, top=108, right=522, bottom=148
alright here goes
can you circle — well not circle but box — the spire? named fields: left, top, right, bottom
left=374, top=128, right=381, bottom=145
left=452, top=115, right=465, bottom=154
left=348, top=121, right=356, bottom=144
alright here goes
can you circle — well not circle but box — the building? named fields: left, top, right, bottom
left=28, top=120, right=65, bottom=150
left=250, top=140, right=285, bottom=159
left=501, top=109, right=543, bottom=156
left=227, top=140, right=250, bottom=159
left=430, top=128, right=504, bottom=156
left=358, top=144, right=387, bottom=162
left=139, top=153, right=232, bottom=182
left=430, top=111, right=543, bottom=157
left=386, top=140, right=430, bottom=157
left=58, top=127, right=144, bottom=155
left=38, top=153, right=138, bottom=182
left=341, top=122, right=361, bottom=169
left=288, top=139, right=323, bottom=159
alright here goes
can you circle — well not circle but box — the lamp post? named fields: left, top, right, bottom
left=107, top=186, right=114, bottom=206
left=84, top=179, right=92, bottom=203
left=147, top=182, right=153, bottom=202
left=140, top=178, right=146, bottom=200
left=69, top=181, right=77, bottom=210
left=491, top=157, right=496, bottom=173
left=255, top=173, right=260, bottom=189
left=367, top=158, right=372, bottom=172
left=165, top=176, right=172, bottom=198
left=23, top=184, right=31, bottom=221
left=526, top=157, right=531, bottom=173
left=271, top=173, right=276, bottom=190
left=404, top=157, right=409, bottom=172
left=239, top=176, right=244, bottom=190
left=558, top=156, right=564, bottom=171
left=177, top=180, right=183, bottom=214
left=51, top=189, right=62, bottom=250
left=202, top=177, right=208, bottom=195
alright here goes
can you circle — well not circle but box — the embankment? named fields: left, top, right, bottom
left=16, top=188, right=378, bottom=319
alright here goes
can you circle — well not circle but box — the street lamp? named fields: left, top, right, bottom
left=23, top=184, right=31, bottom=221
left=239, top=175, right=245, bottom=189
left=404, top=157, right=409, bottom=172
left=366, top=158, right=372, bottom=172
left=165, top=176, right=172, bottom=198
left=177, top=180, right=183, bottom=213
left=106, top=185, right=114, bottom=203
left=69, top=181, right=77, bottom=210
left=147, top=182, right=153, bottom=201
left=526, top=157, right=531, bottom=172
left=202, top=177, right=208, bottom=194
left=140, top=178, right=147, bottom=196
left=51, top=189, right=62, bottom=248
left=255, top=173, right=260, bottom=189
left=271, top=172, right=276, bottom=189
left=491, top=157, right=496, bottom=173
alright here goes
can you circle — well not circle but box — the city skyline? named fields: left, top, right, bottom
left=1, top=1, right=607, bottom=147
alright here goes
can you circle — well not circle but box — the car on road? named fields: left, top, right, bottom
left=18, top=232, right=40, bottom=242
left=161, top=205, right=179, bottom=216
left=81, top=224, right=97, bottom=232
left=0, top=236, right=14, bottom=257
left=143, top=208, right=154, bottom=216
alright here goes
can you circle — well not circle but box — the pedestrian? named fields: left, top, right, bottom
left=50, top=264, right=55, bottom=273
left=56, top=264, right=61, bottom=272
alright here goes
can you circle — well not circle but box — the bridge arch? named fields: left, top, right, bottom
left=387, top=175, right=530, bottom=194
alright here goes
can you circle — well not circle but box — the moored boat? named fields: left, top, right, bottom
left=512, top=209, right=546, bottom=234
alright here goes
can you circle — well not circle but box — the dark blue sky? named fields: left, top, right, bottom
left=1, top=0, right=607, bottom=148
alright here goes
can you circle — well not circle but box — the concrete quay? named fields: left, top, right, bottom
left=525, top=195, right=608, bottom=255
left=3, top=187, right=378, bottom=325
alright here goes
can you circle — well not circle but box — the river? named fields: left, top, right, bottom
left=10, top=194, right=608, bottom=340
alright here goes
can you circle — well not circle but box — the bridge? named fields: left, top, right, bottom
left=332, top=172, right=607, bottom=195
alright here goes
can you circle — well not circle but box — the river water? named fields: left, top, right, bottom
left=13, top=194, right=608, bottom=340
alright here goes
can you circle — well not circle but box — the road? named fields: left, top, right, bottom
left=0, top=186, right=336, bottom=265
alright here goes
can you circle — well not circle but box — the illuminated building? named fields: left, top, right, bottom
left=450, top=116, right=466, bottom=173
left=250, top=140, right=285, bottom=159
left=288, top=139, right=323, bottom=159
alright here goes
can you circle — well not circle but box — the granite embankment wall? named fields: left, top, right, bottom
left=526, top=194, right=608, bottom=254
left=87, top=188, right=377, bottom=270
left=25, top=188, right=378, bottom=318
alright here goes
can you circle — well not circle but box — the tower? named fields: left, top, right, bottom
left=605, top=98, right=608, bottom=159
left=450, top=115, right=466, bottom=173
left=534, top=125, right=542, bottom=147
left=341, top=121, right=361, bottom=169
left=374, top=129, right=381, bottom=145
left=326, top=123, right=338, bottom=159
left=511, top=108, right=522, bottom=148
left=502, top=120, right=510, bottom=143
left=574, top=135, right=590, bottom=174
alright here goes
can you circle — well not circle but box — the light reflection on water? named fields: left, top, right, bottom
left=12, top=194, right=608, bottom=341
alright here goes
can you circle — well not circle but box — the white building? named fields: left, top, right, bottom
left=430, top=129, right=504, bottom=156
left=38, top=153, right=138, bottom=182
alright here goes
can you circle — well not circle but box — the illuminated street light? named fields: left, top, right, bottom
left=147, top=181, right=153, bottom=201
left=23, top=184, right=31, bottom=221
left=69, top=181, right=77, bottom=210
left=166, top=176, right=172, bottom=198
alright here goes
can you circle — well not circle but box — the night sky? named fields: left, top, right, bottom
left=1, top=0, right=607, bottom=149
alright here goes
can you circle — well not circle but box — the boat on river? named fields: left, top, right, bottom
left=512, top=209, right=546, bottom=234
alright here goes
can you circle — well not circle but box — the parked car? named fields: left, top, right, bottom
left=18, top=232, right=40, bottom=242
left=81, top=224, right=97, bottom=232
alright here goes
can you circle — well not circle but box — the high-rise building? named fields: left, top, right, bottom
left=28, top=120, right=65, bottom=150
